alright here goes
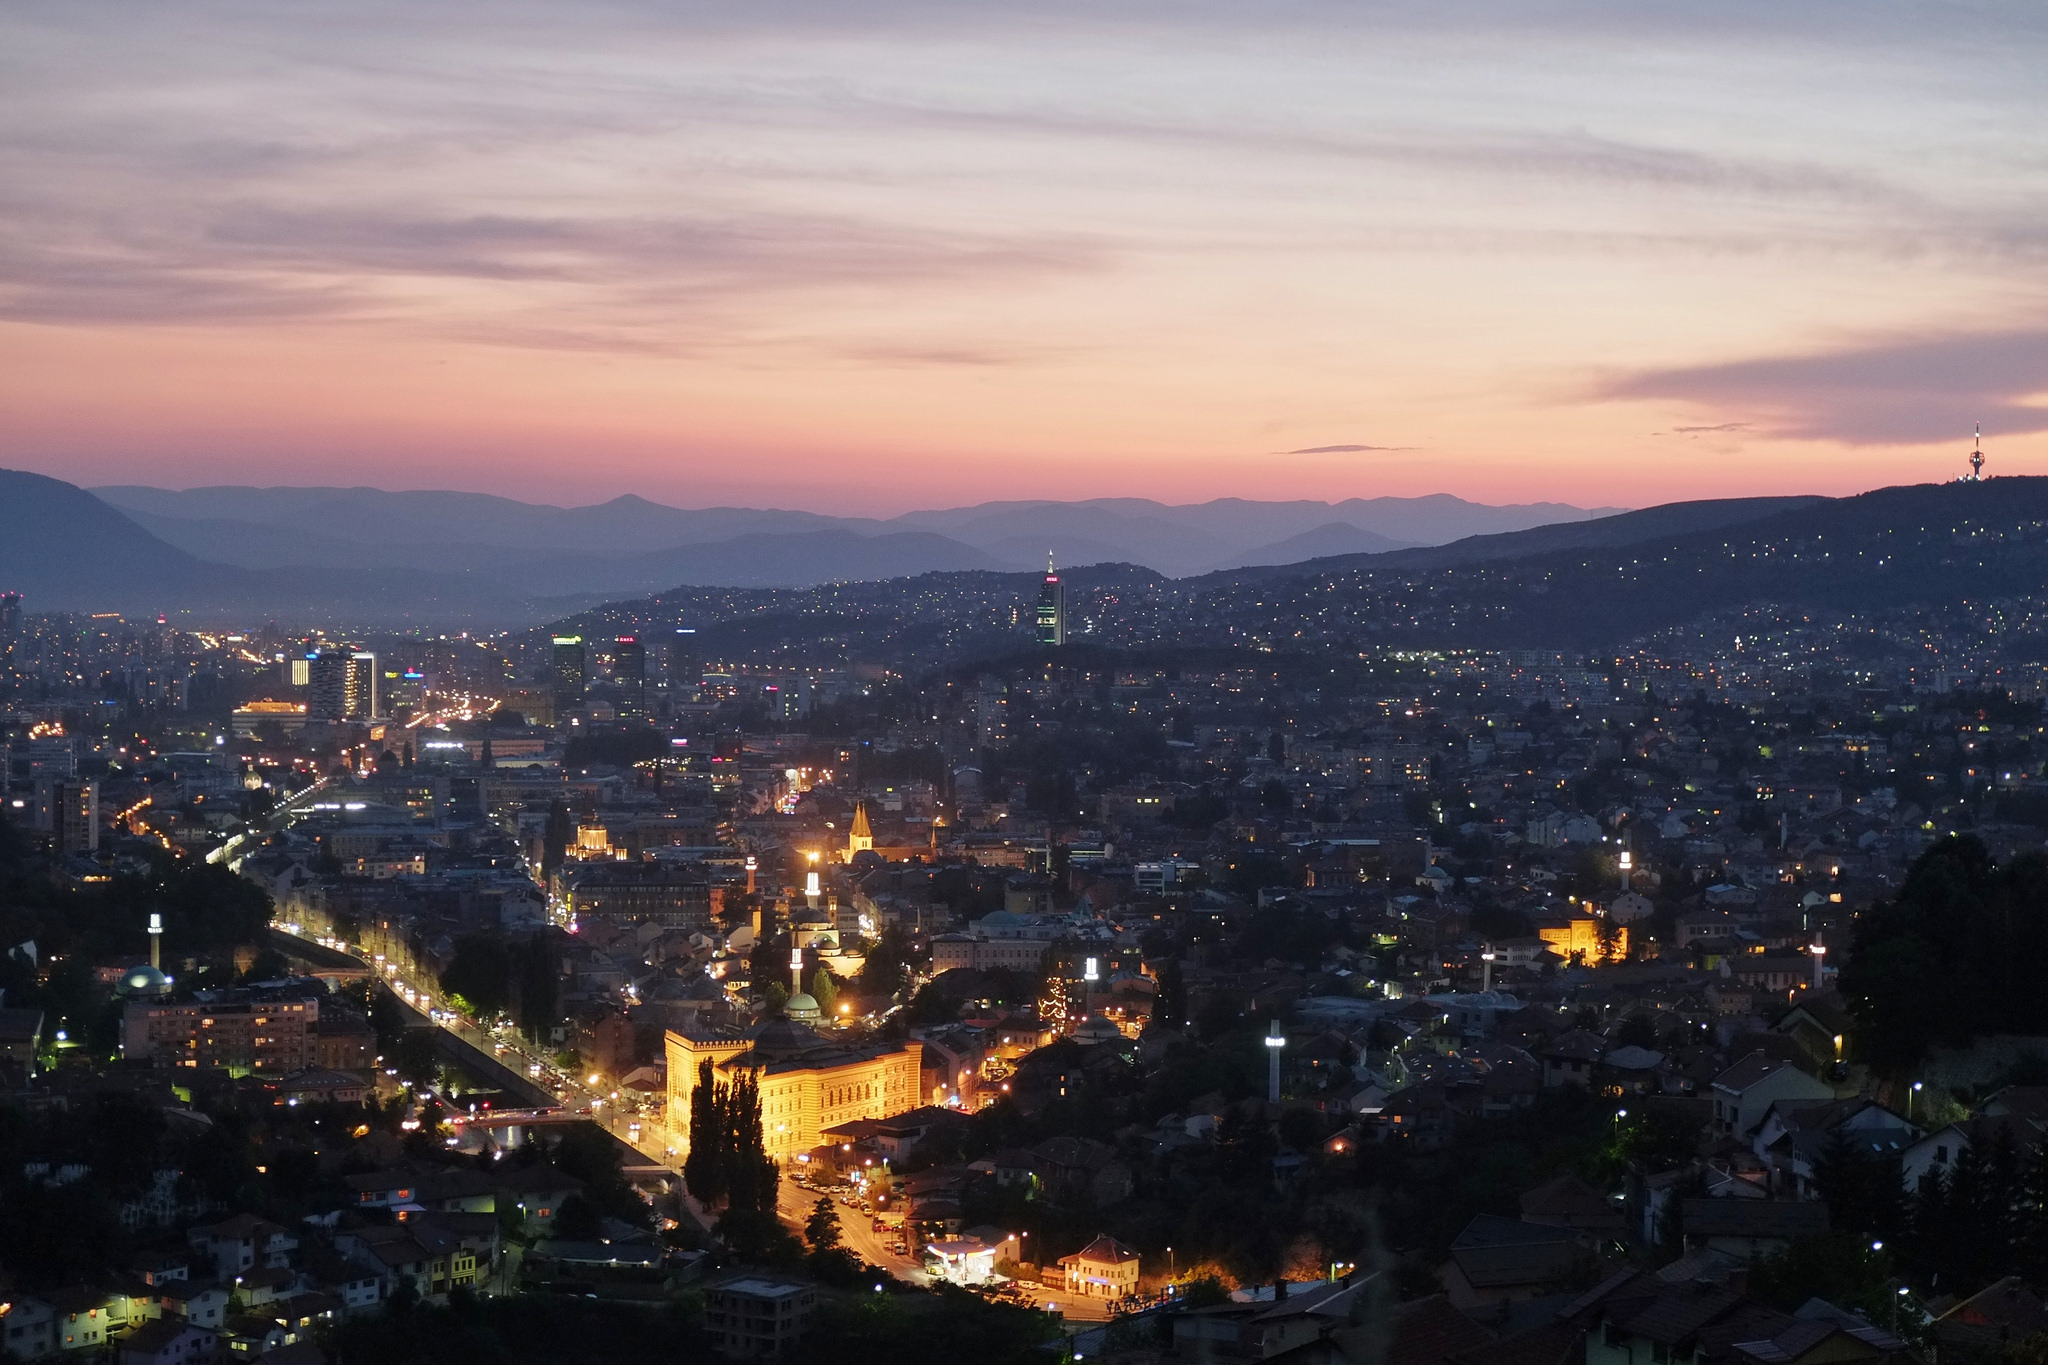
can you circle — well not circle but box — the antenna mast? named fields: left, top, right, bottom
left=1970, top=424, right=1985, bottom=482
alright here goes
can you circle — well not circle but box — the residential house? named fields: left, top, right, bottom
left=1438, top=1215, right=1583, bottom=1311
left=1539, top=1031, right=1604, bottom=1089
left=117, top=1319, right=217, bottom=1365
left=1169, top=1278, right=1375, bottom=1361
left=188, top=1215, right=298, bottom=1281
left=1518, top=1173, right=1623, bottom=1238
left=1681, top=1199, right=1829, bottom=1259
left=1751, top=1098, right=1918, bottom=1200
left=1059, top=1234, right=1141, bottom=1301
left=1931, top=1277, right=2048, bottom=1360
left=3, top=1296, right=57, bottom=1359
left=702, top=1277, right=816, bottom=1360
left=1566, top=1268, right=1908, bottom=1365
left=48, top=1287, right=125, bottom=1354
left=1709, top=1053, right=1834, bottom=1139
left=158, top=1281, right=232, bottom=1331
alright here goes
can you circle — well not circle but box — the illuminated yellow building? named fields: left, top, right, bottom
left=666, top=1020, right=923, bottom=1161
left=1537, top=914, right=1629, bottom=965
left=845, top=800, right=874, bottom=859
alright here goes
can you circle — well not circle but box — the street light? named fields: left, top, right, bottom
left=1909, top=1081, right=1924, bottom=1121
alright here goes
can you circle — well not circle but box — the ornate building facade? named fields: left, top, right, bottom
left=666, top=1019, right=924, bottom=1161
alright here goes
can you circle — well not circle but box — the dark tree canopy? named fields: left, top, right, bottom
left=1842, top=836, right=2048, bottom=1073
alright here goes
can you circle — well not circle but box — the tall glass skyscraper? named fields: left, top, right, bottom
left=614, top=635, right=647, bottom=719
left=552, top=635, right=586, bottom=714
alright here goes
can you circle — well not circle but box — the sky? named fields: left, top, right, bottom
left=2, top=0, right=2046, bottom=516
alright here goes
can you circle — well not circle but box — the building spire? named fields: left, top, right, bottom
left=1970, top=423, right=1985, bottom=482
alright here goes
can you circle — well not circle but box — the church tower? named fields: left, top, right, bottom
left=847, top=799, right=874, bottom=859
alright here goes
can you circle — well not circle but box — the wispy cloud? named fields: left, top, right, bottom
left=1604, top=329, right=2048, bottom=444
left=0, top=203, right=1108, bottom=341
left=1278, top=443, right=1414, bottom=454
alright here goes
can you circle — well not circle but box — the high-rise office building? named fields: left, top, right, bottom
left=346, top=652, right=378, bottom=720
left=35, top=778, right=99, bottom=855
left=614, top=636, right=647, bottom=719
left=552, top=635, right=587, bottom=714
left=0, top=591, right=20, bottom=635
left=304, top=650, right=377, bottom=722
left=667, top=629, right=700, bottom=699
left=1037, top=556, right=1066, bottom=647
left=306, top=651, right=350, bottom=722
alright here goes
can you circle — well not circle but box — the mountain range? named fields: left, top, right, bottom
left=0, top=473, right=1622, bottom=619
left=90, top=484, right=1617, bottom=585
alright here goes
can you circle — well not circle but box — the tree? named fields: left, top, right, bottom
left=724, top=1069, right=779, bottom=1214
left=685, top=1062, right=777, bottom=1213
left=1154, top=956, right=1187, bottom=1033
left=684, top=1060, right=729, bottom=1207
left=857, top=927, right=913, bottom=1002
left=540, top=799, right=573, bottom=880
left=440, top=934, right=513, bottom=1023
left=395, top=1029, right=441, bottom=1088
left=806, top=1196, right=843, bottom=1251
left=1842, top=837, right=2048, bottom=1073
left=810, top=967, right=839, bottom=1020
left=515, top=933, right=561, bottom=1043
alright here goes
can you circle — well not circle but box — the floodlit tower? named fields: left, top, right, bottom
left=1969, top=424, right=1986, bottom=482
left=1036, top=553, right=1066, bottom=646
left=149, top=912, right=162, bottom=971
left=1618, top=849, right=1633, bottom=893
left=1265, top=1020, right=1285, bottom=1103
left=745, top=854, right=758, bottom=897
left=1811, top=934, right=1827, bottom=990
left=1481, top=945, right=1496, bottom=994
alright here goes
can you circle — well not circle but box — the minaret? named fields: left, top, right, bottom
left=1811, top=933, right=1827, bottom=990
left=149, top=912, right=162, bottom=971
left=1264, top=1020, right=1285, bottom=1103
left=1481, top=945, right=1496, bottom=994
left=1618, top=849, right=1632, bottom=893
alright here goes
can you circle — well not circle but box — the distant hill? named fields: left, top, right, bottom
left=0, top=469, right=233, bottom=609
left=1216, top=521, right=1416, bottom=569
left=1211, top=494, right=1825, bottom=585
left=619, top=530, right=1003, bottom=588
left=3, top=470, right=1012, bottom=619
left=1208, top=480, right=2048, bottom=649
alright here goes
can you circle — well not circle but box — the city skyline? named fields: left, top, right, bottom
left=5, top=2, right=2046, bottom=515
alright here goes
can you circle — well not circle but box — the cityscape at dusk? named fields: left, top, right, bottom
left=5, top=5, right=2048, bottom=1365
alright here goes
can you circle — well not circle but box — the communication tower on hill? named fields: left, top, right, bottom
left=1967, top=423, right=1985, bottom=482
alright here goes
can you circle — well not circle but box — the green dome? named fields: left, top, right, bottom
left=117, top=965, right=170, bottom=997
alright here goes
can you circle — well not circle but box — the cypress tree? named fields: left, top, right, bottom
left=684, top=1059, right=730, bottom=1207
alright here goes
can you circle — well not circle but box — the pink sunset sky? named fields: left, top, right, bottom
left=2, top=0, right=2045, bottom=516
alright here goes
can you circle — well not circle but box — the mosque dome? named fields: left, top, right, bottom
left=785, top=992, right=822, bottom=1023
left=754, top=1017, right=821, bottom=1054
left=1073, top=1013, right=1123, bottom=1043
left=116, top=965, right=170, bottom=997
